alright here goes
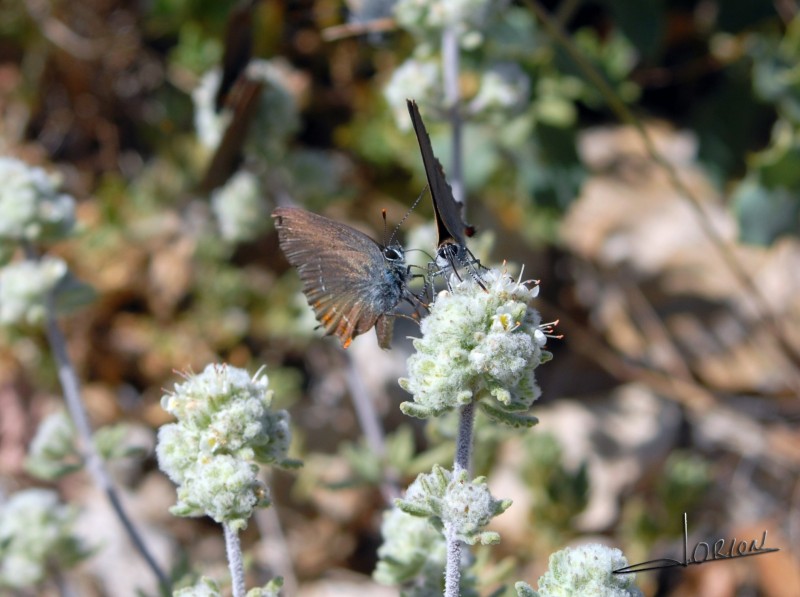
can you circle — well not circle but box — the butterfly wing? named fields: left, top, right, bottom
left=407, top=99, right=469, bottom=251
left=201, top=79, right=263, bottom=193
left=272, top=207, right=405, bottom=348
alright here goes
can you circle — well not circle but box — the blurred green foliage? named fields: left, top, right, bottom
left=1, top=0, right=797, bottom=592
left=622, top=451, right=712, bottom=555
left=519, top=433, right=589, bottom=547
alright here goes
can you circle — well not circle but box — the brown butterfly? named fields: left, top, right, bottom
left=272, top=207, right=412, bottom=349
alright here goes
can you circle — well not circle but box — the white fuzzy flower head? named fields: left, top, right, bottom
left=156, top=364, right=299, bottom=529
left=172, top=454, right=267, bottom=530
left=173, top=577, right=222, bottom=597
left=396, top=465, right=510, bottom=547
left=0, top=157, right=75, bottom=252
left=376, top=470, right=482, bottom=594
left=28, top=410, right=75, bottom=460
left=384, top=58, right=443, bottom=130
left=245, top=577, right=284, bottom=597
left=469, top=63, right=531, bottom=118
left=211, top=170, right=268, bottom=242
left=243, top=59, right=300, bottom=159
left=536, top=544, right=643, bottom=597
left=374, top=509, right=447, bottom=589
left=24, top=410, right=80, bottom=480
left=400, top=268, right=552, bottom=426
left=394, top=0, right=496, bottom=49
left=0, top=257, right=67, bottom=326
left=349, top=0, right=398, bottom=23
left=193, top=59, right=299, bottom=157
left=193, top=69, right=230, bottom=150
left=442, top=469, right=511, bottom=545
left=174, top=576, right=283, bottom=597
left=374, top=475, right=448, bottom=587
left=0, top=489, right=89, bottom=589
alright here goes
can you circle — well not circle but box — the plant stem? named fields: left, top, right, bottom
left=224, top=522, right=246, bottom=597
left=454, top=401, right=475, bottom=474
left=444, top=525, right=462, bottom=597
left=442, top=24, right=465, bottom=208
left=42, top=307, right=170, bottom=591
left=442, top=22, right=470, bottom=594
left=49, top=561, right=77, bottom=597
left=24, top=244, right=169, bottom=592
left=444, top=401, right=476, bottom=596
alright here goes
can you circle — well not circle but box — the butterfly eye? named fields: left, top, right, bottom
left=438, top=243, right=460, bottom=260
left=384, top=247, right=403, bottom=261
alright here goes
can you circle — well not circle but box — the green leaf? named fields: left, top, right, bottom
left=396, top=500, right=431, bottom=518
left=341, top=441, right=382, bottom=484
left=732, top=177, right=800, bottom=245
left=24, top=458, right=83, bottom=481
left=602, top=0, right=664, bottom=60
left=385, top=425, right=416, bottom=469
left=515, top=581, right=539, bottom=597
left=93, top=424, right=137, bottom=460
left=479, top=401, right=539, bottom=428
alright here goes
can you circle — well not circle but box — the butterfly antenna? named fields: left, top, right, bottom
left=388, top=184, right=428, bottom=246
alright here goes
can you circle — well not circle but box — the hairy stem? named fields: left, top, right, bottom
left=442, top=21, right=471, bottom=594
left=224, top=522, right=246, bottom=597
left=445, top=401, right=476, bottom=596
left=454, top=401, right=475, bottom=474
left=444, top=525, right=463, bottom=597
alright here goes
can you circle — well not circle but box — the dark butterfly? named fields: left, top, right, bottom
left=200, top=0, right=263, bottom=193
left=272, top=207, right=411, bottom=349
left=214, top=0, right=258, bottom=112
left=200, top=78, right=263, bottom=193
left=406, top=99, right=476, bottom=274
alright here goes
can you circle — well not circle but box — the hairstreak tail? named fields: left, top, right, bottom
left=272, top=206, right=411, bottom=349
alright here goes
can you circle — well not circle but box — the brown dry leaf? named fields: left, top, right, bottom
left=81, top=382, right=121, bottom=425
left=146, top=231, right=196, bottom=319
left=288, top=514, right=357, bottom=577
left=303, top=456, right=375, bottom=525
left=735, top=520, right=800, bottom=597
left=668, top=561, right=738, bottom=597
left=297, top=570, right=397, bottom=597
left=566, top=123, right=735, bottom=276
left=0, top=380, right=28, bottom=475
left=73, top=482, right=176, bottom=597
left=562, top=123, right=800, bottom=393
left=486, top=438, right=534, bottom=549
left=536, top=383, right=682, bottom=531
left=661, top=519, right=798, bottom=597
